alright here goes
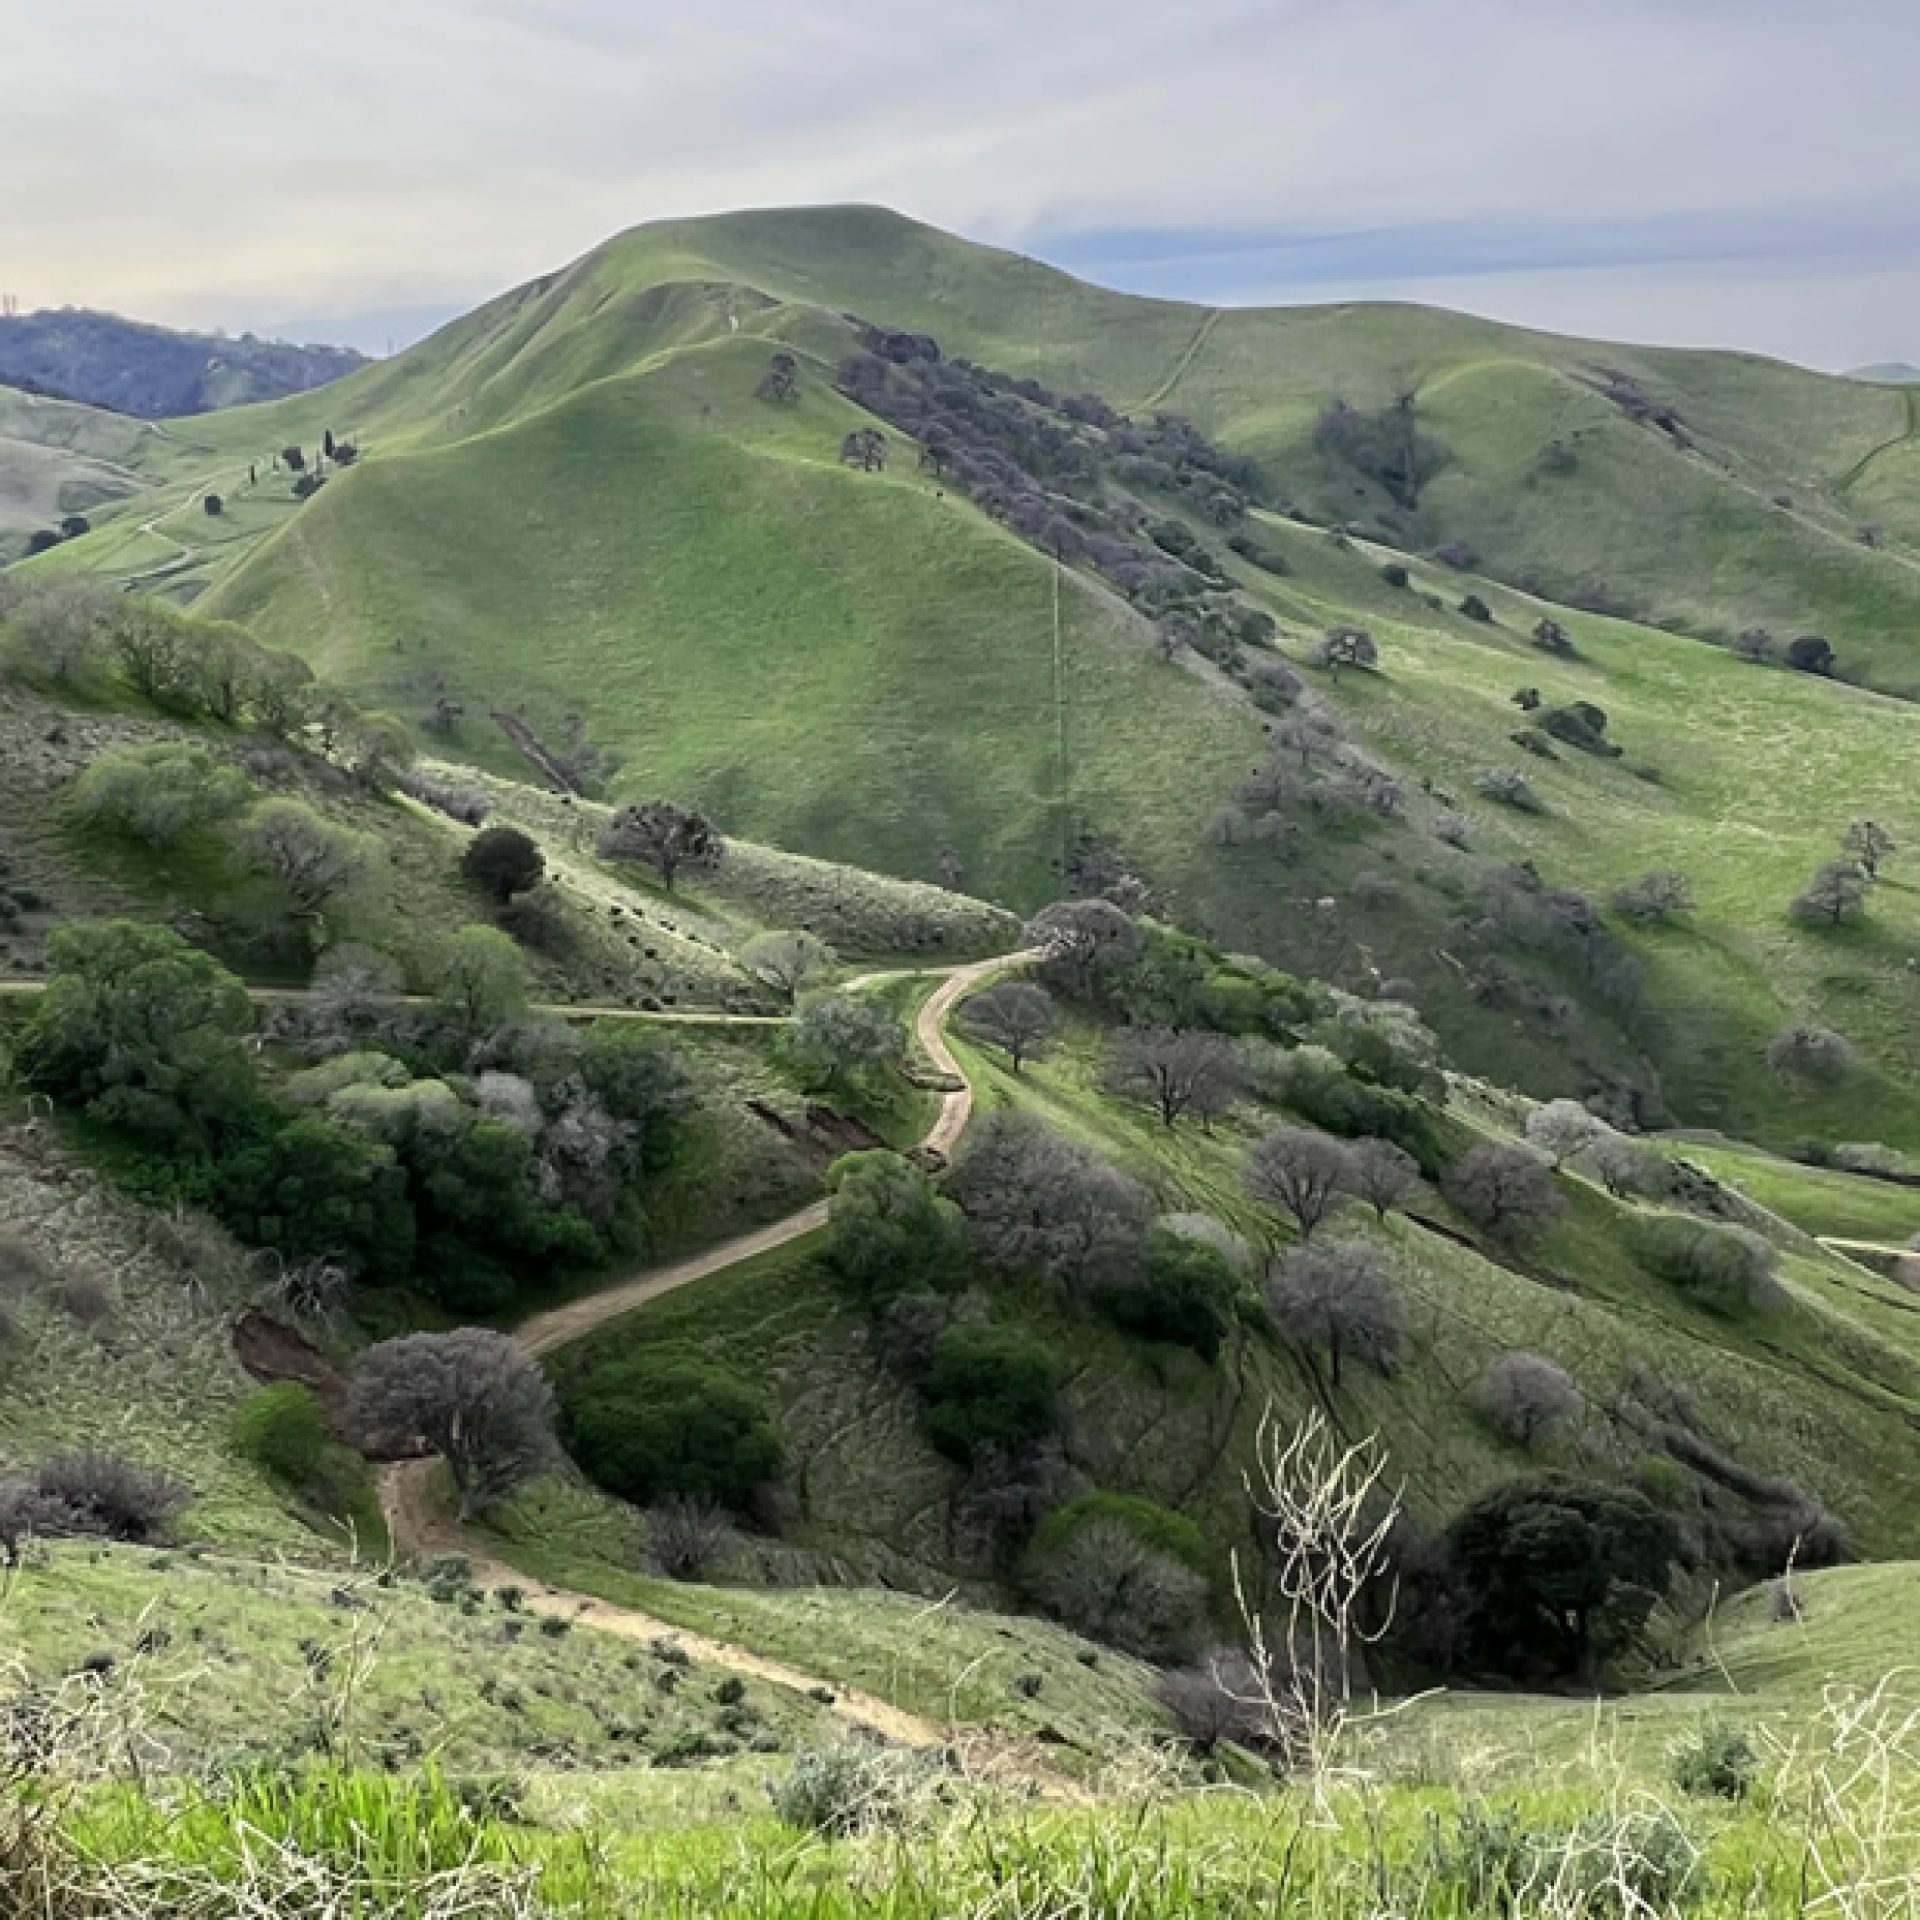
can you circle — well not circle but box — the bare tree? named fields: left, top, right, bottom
left=1157, top=1648, right=1272, bottom=1752
left=757, top=351, right=800, bottom=404
left=1345, top=1137, right=1418, bottom=1220
left=1476, top=1351, right=1580, bottom=1446
left=956, top=980, right=1060, bottom=1073
left=740, top=930, right=836, bottom=1004
left=598, top=801, right=722, bottom=891
left=1026, top=1515, right=1209, bottom=1663
left=839, top=427, right=888, bottom=471
left=1309, top=626, right=1378, bottom=680
left=949, top=1112, right=1148, bottom=1298
left=1103, top=1027, right=1242, bottom=1128
left=345, top=1330, right=555, bottom=1520
left=1441, top=1142, right=1565, bottom=1244
left=1763, top=1024, right=1854, bottom=1088
left=1610, top=869, right=1695, bottom=924
left=1263, top=1240, right=1400, bottom=1387
left=1245, top=1126, right=1354, bottom=1240
left=1791, top=859, right=1872, bottom=927
left=1023, top=899, right=1140, bottom=997
left=1583, top=1128, right=1668, bottom=1200
left=647, top=1496, right=736, bottom=1579
left=1524, top=1099, right=1605, bottom=1169
left=1734, top=627, right=1774, bottom=664
left=1844, top=819, right=1896, bottom=880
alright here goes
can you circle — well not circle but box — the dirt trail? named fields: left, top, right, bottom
left=378, top=945, right=1054, bottom=1757
left=377, top=1457, right=941, bottom=1748
left=1820, top=1235, right=1917, bottom=1264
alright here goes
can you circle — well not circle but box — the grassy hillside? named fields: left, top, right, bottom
left=7, top=207, right=1907, bottom=1155
left=0, top=386, right=155, bottom=561
left=202, top=331, right=1263, bottom=909
left=523, top=1002, right=1920, bottom=1642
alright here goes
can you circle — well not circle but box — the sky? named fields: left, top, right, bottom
left=7, top=0, right=1918, bottom=370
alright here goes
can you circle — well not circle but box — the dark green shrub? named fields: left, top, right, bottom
left=217, top=1118, right=416, bottom=1282
left=1670, top=1721, right=1758, bottom=1800
left=822, top=1152, right=963, bottom=1306
left=1447, top=1474, right=1680, bottom=1681
left=1095, top=1225, right=1239, bottom=1359
left=563, top=1349, right=781, bottom=1509
left=920, top=1323, right=1056, bottom=1463
left=460, top=825, right=545, bottom=902
left=231, top=1383, right=329, bottom=1484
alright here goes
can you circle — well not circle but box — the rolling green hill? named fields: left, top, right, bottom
left=21, top=205, right=1920, bottom=1159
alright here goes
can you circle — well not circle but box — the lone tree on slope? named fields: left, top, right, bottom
left=346, top=1329, right=555, bottom=1520
left=956, top=980, right=1060, bottom=1073
left=598, top=801, right=722, bottom=892
left=461, top=825, right=545, bottom=903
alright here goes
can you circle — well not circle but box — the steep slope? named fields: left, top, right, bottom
left=203, top=331, right=1264, bottom=911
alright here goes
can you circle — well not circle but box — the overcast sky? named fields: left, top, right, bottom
left=9, top=0, right=1917, bottom=369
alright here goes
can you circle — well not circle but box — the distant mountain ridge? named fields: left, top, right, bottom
left=0, top=308, right=364, bottom=418
left=1848, top=361, right=1920, bottom=384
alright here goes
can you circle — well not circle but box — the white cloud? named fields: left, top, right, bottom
left=5, top=0, right=1917, bottom=365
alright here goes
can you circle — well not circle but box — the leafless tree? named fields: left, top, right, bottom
left=1792, top=858, right=1873, bottom=927
left=956, top=980, right=1060, bottom=1073
left=1026, top=1515, right=1209, bottom=1663
left=1023, top=898, right=1140, bottom=996
left=1345, top=1137, right=1418, bottom=1220
left=647, top=1497, right=736, bottom=1579
left=1610, top=868, right=1695, bottom=924
left=1245, top=1126, right=1354, bottom=1240
left=1442, top=1142, right=1566, bottom=1244
left=1763, top=1024, right=1854, bottom=1087
left=1263, top=1240, right=1401, bottom=1387
left=346, top=1330, right=555, bottom=1520
left=1157, top=1648, right=1272, bottom=1752
left=757, top=351, right=800, bottom=404
left=1524, top=1099, right=1605, bottom=1169
left=1309, top=626, right=1378, bottom=679
left=740, top=930, right=836, bottom=1004
left=1103, top=1027, right=1242, bottom=1128
left=949, top=1112, right=1147, bottom=1298
left=1476, top=1351, right=1580, bottom=1446
left=1844, top=819, right=1897, bottom=880
left=598, top=800, right=722, bottom=891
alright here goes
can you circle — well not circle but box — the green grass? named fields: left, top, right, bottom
left=199, top=330, right=1260, bottom=913
left=0, top=1539, right=832, bottom=1773
left=483, top=1478, right=1172, bottom=1760
left=1665, top=1139, right=1920, bottom=1247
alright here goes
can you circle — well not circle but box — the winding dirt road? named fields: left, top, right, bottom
left=378, top=947, right=1041, bottom=1748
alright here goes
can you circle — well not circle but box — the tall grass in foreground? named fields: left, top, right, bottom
left=11, top=1676, right=1920, bottom=1917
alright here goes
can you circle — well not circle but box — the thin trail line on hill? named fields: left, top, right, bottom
left=1134, top=307, right=1220, bottom=414
left=1836, top=386, right=1920, bottom=496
